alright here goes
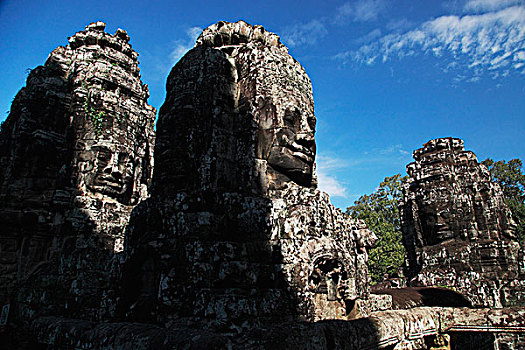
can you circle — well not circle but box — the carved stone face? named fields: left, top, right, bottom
left=266, top=106, right=316, bottom=187
left=420, top=187, right=457, bottom=244
left=309, top=258, right=347, bottom=301
left=85, top=142, right=134, bottom=200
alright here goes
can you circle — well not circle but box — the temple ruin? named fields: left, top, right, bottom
left=0, top=21, right=523, bottom=350
left=119, top=20, right=377, bottom=329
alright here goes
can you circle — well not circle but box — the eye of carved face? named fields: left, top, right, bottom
left=97, top=148, right=111, bottom=165
left=85, top=144, right=135, bottom=202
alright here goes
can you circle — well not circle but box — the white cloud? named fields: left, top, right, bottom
left=282, top=0, right=386, bottom=48
left=376, top=144, right=410, bottom=156
left=464, top=0, right=522, bottom=13
left=340, top=5, right=525, bottom=78
left=386, top=18, right=413, bottom=32
left=316, top=154, right=349, bottom=197
left=315, top=145, right=411, bottom=199
left=354, top=29, right=382, bottom=45
left=169, top=26, right=202, bottom=65
left=317, top=172, right=348, bottom=197
left=336, top=0, right=388, bottom=23
left=282, top=19, right=328, bottom=48
left=140, top=26, right=203, bottom=83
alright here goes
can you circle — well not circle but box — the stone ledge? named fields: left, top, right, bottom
left=30, top=307, right=525, bottom=349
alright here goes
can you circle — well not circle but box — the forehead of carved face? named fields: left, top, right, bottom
left=85, top=142, right=135, bottom=201
left=265, top=106, right=316, bottom=187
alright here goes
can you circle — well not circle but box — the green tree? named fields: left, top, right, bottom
left=347, top=174, right=406, bottom=284
left=482, top=158, right=525, bottom=244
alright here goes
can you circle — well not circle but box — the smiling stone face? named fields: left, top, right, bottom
left=222, top=26, right=318, bottom=191
left=85, top=143, right=134, bottom=199
left=401, top=138, right=522, bottom=307
left=266, top=107, right=316, bottom=188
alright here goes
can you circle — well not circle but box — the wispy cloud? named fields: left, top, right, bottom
left=316, top=154, right=349, bottom=197
left=386, top=18, right=413, bottom=32
left=317, top=172, right=348, bottom=197
left=354, top=29, right=382, bottom=45
left=316, top=144, right=411, bottom=198
left=169, top=26, right=202, bottom=64
left=282, top=19, right=328, bottom=48
left=336, top=0, right=388, bottom=23
left=337, top=4, right=525, bottom=77
left=282, top=0, right=386, bottom=48
left=464, top=0, right=522, bottom=13
left=374, top=144, right=410, bottom=156
left=140, top=26, right=202, bottom=82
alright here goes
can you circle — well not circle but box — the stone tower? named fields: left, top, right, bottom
left=400, top=137, right=524, bottom=307
left=120, top=21, right=376, bottom=331
left=0, top=22, right=156, bottom=324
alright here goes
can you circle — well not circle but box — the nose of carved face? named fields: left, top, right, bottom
left=291, top=132, right=315, bottom=163
left=267, top=131, right=316, bottom=187
left=100, top=157, right=124, bottom=190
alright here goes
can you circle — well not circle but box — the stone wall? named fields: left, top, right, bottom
left=0, top=22, right=155, bottom=327
left=119, top=21, right=376, bottom=331
left=400, top=137, right=524, bottom=307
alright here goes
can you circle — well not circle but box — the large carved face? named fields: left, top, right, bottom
left=85, top=141, right=135, bottom=201
left=420, top=186, right=457, bottom=244
left=264, top=105, right=316, bottom=188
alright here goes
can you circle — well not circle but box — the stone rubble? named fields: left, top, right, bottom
left=31, top=307, right=525, bottom=349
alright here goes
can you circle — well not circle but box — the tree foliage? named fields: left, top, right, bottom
left=347, top=174, right=407, bottom=284
left=482, top=158, right=525, bottom=244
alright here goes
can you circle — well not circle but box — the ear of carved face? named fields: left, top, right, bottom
left=85, top=143, right=135, bottom=203
left=266, top=107, right=316, bottom=189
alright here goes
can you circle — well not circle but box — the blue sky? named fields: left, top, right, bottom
left=1, top=0, right=524, bottom=208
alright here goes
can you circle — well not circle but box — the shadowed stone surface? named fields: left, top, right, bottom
left=119, top=20, right=376, bottom=331
left=0, top=21, right=155, bottom=333
left=400, top=137, right=525, bottom=307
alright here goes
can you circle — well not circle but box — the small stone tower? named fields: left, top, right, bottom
left=0, top=21, right=156, bottom=323
left=401, top=137, right=524, bottom=307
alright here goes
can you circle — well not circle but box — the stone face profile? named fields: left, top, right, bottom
left=401, top=137, right=524, bottom=307
left=0, top=21, right=155, bottom=323
left=120, top=20, right=375, bottom=330
left=154, top=21, right=317, bottom=196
